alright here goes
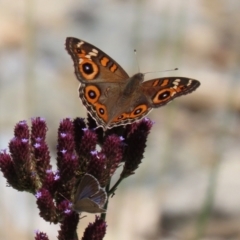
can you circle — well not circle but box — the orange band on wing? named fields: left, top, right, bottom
left=112, top=113, right=130, bottom=122
left=159, top=79, right=169, bottom=87
left=110, top=64, right=118, bottom=73
left=100, top=57, right=110, bottom=67
left=113, top=104, right=148, bottom=123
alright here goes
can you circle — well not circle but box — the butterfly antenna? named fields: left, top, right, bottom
left=59, top=192, right=70, bottom=202
left=144, top=68, right=178, bottom=75
left=80, top=215, right=87, bottom=220
left=134, top=49, right=140, bottom=73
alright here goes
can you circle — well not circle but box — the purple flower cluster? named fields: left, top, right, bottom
left=0, top=115, right=153, bottom=239
left=82, top=216, right=107, bottom=240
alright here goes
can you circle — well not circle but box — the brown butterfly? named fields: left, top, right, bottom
left=65, top=37, right=200, bottom=130
left=72, top=174, right=107, bottom=214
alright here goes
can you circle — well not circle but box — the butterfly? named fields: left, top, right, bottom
left=72, top=174, right=107, bottom=214
left=65, top=37, right=200, bottom=130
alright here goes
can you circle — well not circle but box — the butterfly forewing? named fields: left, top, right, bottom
left=65, top=37, right=129, bottom=83
left=75, top=174, right=100, bottom=200
left=141, top=77, right=200, bottom=107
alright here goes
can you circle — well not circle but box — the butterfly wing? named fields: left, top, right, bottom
left=73, top=198, right=106, bottom=213
left=106, top=91, right=153, bottom=128
left=90, top=188, right=107, bottom=207
left=65, top=37, right=129, bottom=84
left=79, top=81, right=125, bottom=129
left=73, top=174, right=107, bottom=213
left=74, top=174, right=100, bottom=200
left=104, top=77, right=200, bottom=128
left=141, top=77, right=200, bottom=107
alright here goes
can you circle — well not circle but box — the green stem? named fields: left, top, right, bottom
left=108, top=177, right=124, bottom=196
left=74, top=230, right=79, bottom=240
left=194, top=160, right=220, bottom=240
left=101, top=176, right=125, bottom=220
left=101, top=178, right=111, bottom=220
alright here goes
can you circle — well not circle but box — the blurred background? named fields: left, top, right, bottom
left=0, top=0, right=240, bottom=239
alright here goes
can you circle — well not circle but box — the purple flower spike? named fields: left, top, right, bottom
left=58, top=211, right=79, bottom=240
left=57, top=119, right=75, bottom=154
left=87, top=153, right=106, bottom=185
left=78, top=129, right=97, bottom=163
left=42, top=170, right=59, bottom=197
left=121, top=118, right=153, bottom=178
left=14, top=120, right=29, bottom=139
left=55, top=119, right=79, bottom=200
left=57, top=119, right=75, bottom=174
left=82, top=216, right=107, bottom=240
left=58, top=118, right=73, bottom=133
left=82, top=130, right=97, bottom=151
left=9, top=137, right=30, bottom=164
left=35, top=230, right=49, bottom=240
left=101, top=135, right=123, bottom=179
left=73, top=117, right=87, bottom=155
left=31, top=117, right=47, bottom=142
left=36, top=188, right=58, bottom=223
left=0, top=151, right=19, bottom=188
left=33, top=141, right=51, bottom=181
left=57, top=199, right=70, bottom=213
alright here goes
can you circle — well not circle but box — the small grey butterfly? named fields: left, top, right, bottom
left=72, top=174, right=107, bottom=213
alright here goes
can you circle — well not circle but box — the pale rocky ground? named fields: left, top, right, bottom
left=0, top=1, right=240, bottom=239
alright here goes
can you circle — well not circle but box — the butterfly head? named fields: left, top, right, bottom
left=131, top=73, right=145, bottom=84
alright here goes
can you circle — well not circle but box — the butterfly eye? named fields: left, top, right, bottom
left=94, top=103, right=108, bottom=122
left=88, top=90, right=96, bottom=99
left=158, top=91, right=171, bottom=100
left=79, top=60, right=99, bottom=80
left=99, top=108, right=105, bottom=115
left=134, top=108, right=143, bottom=115
left=82, top=63, right=94, bottom=74
left=85, top=86, right=100, bottom=103
left=130, top=104, right=148, bottom=118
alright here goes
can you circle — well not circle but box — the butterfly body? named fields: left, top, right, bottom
left=66, top=37, right=200, bottom=130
